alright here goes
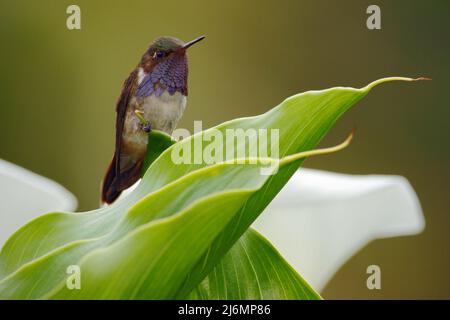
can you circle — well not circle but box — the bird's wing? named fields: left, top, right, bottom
left=114, top=69, right=138, bottom=175
left=135, top=71, right=157, bottom=97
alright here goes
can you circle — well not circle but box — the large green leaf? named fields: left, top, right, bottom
left=189, top=229, right=321, bottom=300
left=0, top=144, right=336, bottom=299
left=175, top=77, right=425, bottom=297
left=0, top=77, right=422, bottom=299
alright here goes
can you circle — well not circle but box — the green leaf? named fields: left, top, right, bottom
left=189, top=229, right=321, bottom=300
left=175, top=77, right=425, bottom=297
left=0, top=145, right=335, bottom=299
left=0, top=77, right=423, bottom=299
left=141, top=130, right=177, bottom=175
left=0, top=130, right=176, bottom=280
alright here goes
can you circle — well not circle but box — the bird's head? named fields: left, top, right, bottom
left=138, top=36, right=205, bottom=96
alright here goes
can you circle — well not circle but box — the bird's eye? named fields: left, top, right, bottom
left=154, top=51, right=165, bottom=58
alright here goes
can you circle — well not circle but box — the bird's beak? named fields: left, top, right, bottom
left=182, top=36, right=205, bottom=50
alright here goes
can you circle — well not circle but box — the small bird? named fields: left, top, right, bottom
left=102, top=35, right=205, bottom=204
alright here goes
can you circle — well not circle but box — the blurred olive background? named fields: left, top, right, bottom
left=0, top=0, right=448, bottom=299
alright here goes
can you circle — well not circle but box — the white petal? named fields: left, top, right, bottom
left=252, top=168, right=425, bottom=292
left=0, top=159, right=77, bottom=247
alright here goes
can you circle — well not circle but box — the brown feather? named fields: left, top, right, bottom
left=101, top=69, right=138, bottom=204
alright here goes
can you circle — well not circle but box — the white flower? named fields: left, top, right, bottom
left=252, top=168, right=425, bottom=291
left=0, top=160, right=424, bottom=292
left=0, top=159, right=77, bottom=246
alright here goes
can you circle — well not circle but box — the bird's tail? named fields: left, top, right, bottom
left=101, top=153, right=143, bottom=204
left=101, top=154, right=122, bottom=204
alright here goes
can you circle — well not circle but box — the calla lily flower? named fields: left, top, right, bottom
left=0, top=159, right=77, bottom=246
left=252, top=168, right=425, bottom=291
left=0, top=160, right=424, bottom=293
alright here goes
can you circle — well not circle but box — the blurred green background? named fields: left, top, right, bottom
left=0, top=0, right=448, bottom=299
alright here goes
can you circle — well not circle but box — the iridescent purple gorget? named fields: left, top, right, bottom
left=136, top=54, right=188, bottom=98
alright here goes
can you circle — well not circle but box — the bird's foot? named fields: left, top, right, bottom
left=141, top=122, right=152, bottom=133
left=134, top=110, right=152, bottom=133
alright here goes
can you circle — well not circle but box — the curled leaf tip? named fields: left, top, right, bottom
left=413, top=77, right=432, bottom=81
left=364, top=76, right=430, bottom=91
left=281, top=130, right=354, bottom=166
left=337, top=129, right=354, bottom=150
left=348, top=127, right=356, bottom=144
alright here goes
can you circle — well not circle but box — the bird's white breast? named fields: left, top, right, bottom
left=139, top=91, right=186, bottom=134
left=123, top=91, right=186, bottom=152
left=122, top=68, right=187, bottom=152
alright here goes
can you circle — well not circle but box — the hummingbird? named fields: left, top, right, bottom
left=102, top=35, right=205, bottom=204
